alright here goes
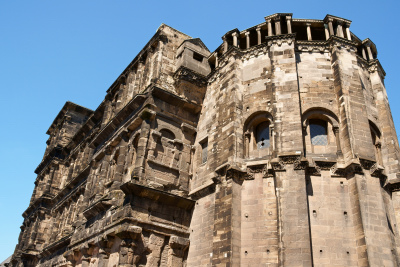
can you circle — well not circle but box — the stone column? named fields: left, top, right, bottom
left=362, top=48, right=367, bottom=60
left=167, top=236, right=190, bottom=266
left=133, top=109, right=155, bottom=180
left=244, top=32, right=250, bottom=49
left=244, top=131, right=251, bottom=157
left=256, top=26, right=261, bottom=44
left=245, top=31, right=250, bottom=49
left=274, top=17, right=281, bottom=35
left=333, top=126, right=343, bottom=157
left=267, top=19, right=273, bottom=36
left=324, top=24, right=330, bottom=40
left=345, top=23, right=352, bottom=40
left=215, top=53, right=218, bottom=67
left=222, top=36, right=228, bottom=53
left=153, top=39, right=164, bottom=83
left=306, top=23, right=312, bottom=41
left=328, top=18, right=334, bottom=36
left=286, top=16, right=292, bottom=34
left=232, top=32, right=238, bottom=47
left=366, top=44, right=373, bottom=60
left=337, top=22, right=344, bottom=38
left=44, top=166, right=56, bottom=193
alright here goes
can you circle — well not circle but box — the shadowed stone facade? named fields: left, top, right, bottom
left=9, top=13, right=400, bottom=266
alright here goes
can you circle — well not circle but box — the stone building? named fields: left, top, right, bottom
left=9, top=13, right=400, bottom=266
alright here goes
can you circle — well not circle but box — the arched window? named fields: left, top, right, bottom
left=160, top=129, right=175, bottom=140
left=243, top=112, right=273, bottom=158
left=256, top=121, right=270, bottom=149
left=310, top=119, right=328, bottom=146
left=302, top=108, right=340, bottom=155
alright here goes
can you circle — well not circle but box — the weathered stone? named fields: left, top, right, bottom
left=9, top=13, right=400, bottom=267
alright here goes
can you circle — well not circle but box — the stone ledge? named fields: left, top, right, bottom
left=120, top=182, right=195, bottom=211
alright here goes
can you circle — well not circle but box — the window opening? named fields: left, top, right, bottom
left=310, top=119, right=328, bottom=146
left=193, top=52, right=204, bottom=62
left=201, top=139, right=208, bottom=164
left=160, top=129, right=175, bottom=140
left=256, top=121, right=270, bottom=149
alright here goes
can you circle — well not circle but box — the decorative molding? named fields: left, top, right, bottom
left=296, top=40, right=330, bottom=53
left=173, top=66, right=207, bottom=87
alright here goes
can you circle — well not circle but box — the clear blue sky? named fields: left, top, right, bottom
left=1, top=0, right=399, bottom=261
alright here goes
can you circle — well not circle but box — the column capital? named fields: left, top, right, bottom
left=232, top=32, right=238, bottom=37
left=305, top=22, right=312, bottom=27
left=256, top=26, right=261, bottom=31
left=285, top=15, right=292, bottom=20
left=244, top=31, right=250, bottom=36
left=273, top=17, right=281, bottom=22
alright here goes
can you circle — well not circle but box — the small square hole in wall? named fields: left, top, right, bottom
left=193, top=52, right=204, bottom=62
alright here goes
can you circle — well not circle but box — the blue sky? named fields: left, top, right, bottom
left=1, top=0, right=399, bottom=261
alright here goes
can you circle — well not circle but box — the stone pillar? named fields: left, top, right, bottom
left=133, top=109, right=155, bottom=179
left=369, top=62, right=400, bottom=182
left=306, top=23, right=312, bottom=41
left=223, top=36, right=228, bottom=53
left=245, top=31, right=250, bottom=49
left=118, top=239, right=136, bottom=267
left=274, top=17, right=281, bottom=35
left=215, top=53, right=218, bottom=68
left=232, top=32, right=238, bottom=47
left=345, top=23, right=352, bottom=40
left=153, top=39, right=164, bottom=83
left=211, top=169, right=242, bottom=266
left=167, top=236, right=190, bottom=266
left=324, top=24, right=330, bottom=40
left=256, top=26, right=261, bottom=44
left=366, top=44, right=373, bottom=60
left=115, top=225, right=143, bottom=266
left=286, top=16, right=292, bottom=34
left=333, top=126, right=343, bottom=157
left=337, top=22, right=344, bottom=38
left=267, top=19, right=273, bottom=36
left=328, top=18, right=334, bottom=36
left=44, top=166, right=56, bottom=193
left=362, top=48, right=367, bottom=60
left=272, top=156, right=312, bottom=266
left=244, top=131, right=251, bottom=157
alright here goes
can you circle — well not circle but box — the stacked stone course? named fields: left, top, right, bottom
left=9, top=13, right=400, bottom=267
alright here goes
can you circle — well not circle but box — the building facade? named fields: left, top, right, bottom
left=9, top=13, right=400, bottom=266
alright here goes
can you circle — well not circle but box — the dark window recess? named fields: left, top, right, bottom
left=256, top=121, right=270, bottom=149
left=160, top=129, right=175, bottom=140
left=193, top=52, right=204, bottom=62
left=310, top=119, right=328, bottom=146
left=201, top=140, right=208, bottom=164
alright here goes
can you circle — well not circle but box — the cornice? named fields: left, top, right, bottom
left=328, top=35, right=358, bottom=51
left=367, top=59, right=386, bottom=77
left=296, top=40, right=330, bottom=53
